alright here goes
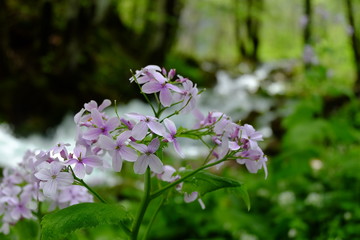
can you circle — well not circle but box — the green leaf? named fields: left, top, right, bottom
left=13, top=219, right=39, bottom=240
left=41, top=203, right=132, bottom=240
left=237, top=184, right=251, bottom=211
left=180, top=170, right=249, bottom=208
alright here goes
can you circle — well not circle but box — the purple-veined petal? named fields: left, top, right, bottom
left=167, top=83, right=182, bottom=93
left=112, top=152, right=123, bottom=172
left=229, top=141, right=240, bottom=151
left=119, top=146, right=138, bottom=162
left=130, top=142, right=148, bottom=153
left=173, top=139, right=184, bottom=158
left=90, top=109, right=104, bottom=126
left=132, top=121, right=148, bottom=140
left=148, top=121, right=165, bottom=136
left=98, top=99, right=111, bottom=111
left=152, top=71, right=167, bottom=84
left=147, top=154, right=163, bottom=174
left=43, top=180, right=58, bottom=198
left=34, top=169, right=52, bottom=181
left=147, top=138, right=160, bottom=153
left=74, top=145, right=87, bottom=159
left=82, top=128, right=102, bottom=140
left=50, top=161, right=66, bottom=175
left=126, top=113, right=146, bottom=121
left=74, top=163, right=86, bottom=179
left=184, top=191, right=198, bottom=203
left=106, top=117, right=120, bottom=131
left=117, top=130, right=132, bottom=144
left=164, top=118, right=177, bottom=135
left=144, top=65, right=162, bottom=72
left=159, top=88, right=172, bottom=107
left=97, top=135, right=116, bottom=150
left=83, top=156, right=103, bottom=167
left=160, top=165, right=177, bottom=182
left=11, top=208, right=21, bottom=221
left=134, top=155, right=148, bottom=174
left=74, top=108, right=85, bottom=124
left=56, top=172, right=74, bottom=185
left=142, top=82, right=162, bottom=94
left=65, top=158, right=79, bottom=165
left=85, top=165, right=94, bottom=175
left=84, top=100, right=98, bottom=111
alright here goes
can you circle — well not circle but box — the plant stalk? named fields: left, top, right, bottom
left=131, top=168, right=152, bottom=240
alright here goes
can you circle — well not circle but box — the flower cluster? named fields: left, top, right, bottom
left=0, top=150, right=93, bottom=234
left=0, top=65, right=267, bottom=234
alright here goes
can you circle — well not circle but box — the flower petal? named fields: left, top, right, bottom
left=98, top=99, right=111, bottom=111
left=173, top=139, right=184, bottom=158
left=130, top=142, right=148, bottom=153
left=117, top=130, right=132, bottom=144
left=97, top=135, right=116, bottom=150
left=159, top=88, right=172, bottom=107
left=74, top=145, right=87, bottom=158
left=112, top=152, right=123, bottom=172
left=132, top=121, right=148, bottom=140
left=119, top=147, right=138, bottom=162
left=164, top=118, right=177, bottom=135
left=83, top=156, right=103, bottom=167
left=106, top=117, right=120, bottom=131
left=90, top=109, right=104, bottom=126
left=142, top=82, right=162, bottom=94
left=56, top=172, right=74, bottom=185
left=184, top=191, right=198, bottom=203
left=147, top=138, right=160, bottom=153
left=134, top=155, right=148, bottom=174
left=34, top=169, right=52, bottom=181
left=167, top=83, right=182, bottom=93
left=82, top=128, right=102, bottom=140
left=74, top=163, right=86, bottom=179
left=147, top=154, right=163, bottom=174
left=43, top=180, right=58, bottom=198
left=148, top=121, right=165, bottom=136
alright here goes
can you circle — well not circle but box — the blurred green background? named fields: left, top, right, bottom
left=1, top=0, right=360, bottom=239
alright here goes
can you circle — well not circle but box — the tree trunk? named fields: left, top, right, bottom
left=344, top=0, right=360, bottom=95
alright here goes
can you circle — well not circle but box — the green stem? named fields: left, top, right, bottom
left=76, top=177, right=107, bottom=204
left=142, top=196, right=166, bottom=240
left=131, top=168, right=152, bottom=240
left=150, top=158, right=227, bottom=200
left=69, top=167, right=107, bottom=203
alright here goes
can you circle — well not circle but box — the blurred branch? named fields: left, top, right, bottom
left=344, top=0, right=360, bottom=95
left=234, top=0, right=263, bottom=65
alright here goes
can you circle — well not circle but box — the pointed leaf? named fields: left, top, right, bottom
left=180, top=171, right=249, bottom=207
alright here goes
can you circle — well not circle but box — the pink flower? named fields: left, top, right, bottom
left=97, top=131, right=138, bottom=172
left=130, top=65, right=164, bottom=84
left=131, top=138, right=163, bottom=174
left=66, top=145, right=103, bottom=179
left=184, top=191, right=206, bottom=210
left=82, top=109, right=119, bottom=141
left=141, top=78, right=182, bottom=107
left=10, top=194, right=35, bottom=221
left=51, top=142, right=70, bottom=155
left=58, top=185, right=93, bottom=206
left=126, top=113, right=165, bottom=140
left=163, top=118, right=184, bottom=158
left=34, top=162, right=74, bottom=198
left=176, top=79, right=199, bottom=113
left=240, top=124, right=263, bottom=149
